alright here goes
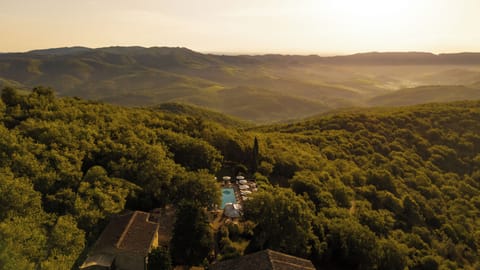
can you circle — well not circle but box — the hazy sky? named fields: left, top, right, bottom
left=1, top=0, right=479, bottom=54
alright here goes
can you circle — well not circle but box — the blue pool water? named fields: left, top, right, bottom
left=221, top=188, right=236, bottom=209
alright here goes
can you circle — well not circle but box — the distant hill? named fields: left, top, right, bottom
left=2, top=46, right=480, bottom=121
left=155, top=102, right=251, bottom=127
left=323, top=52, right=480, bottom=65
left=415, top=69, right=480, bottom=85
left=154, top=86, right=330, bottom=122
left=368, top=85, right=480, bottom=107
left=27, top=46, right=93, bottom=56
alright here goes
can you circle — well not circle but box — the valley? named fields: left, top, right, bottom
left=2, top=47, right=480, bottom=122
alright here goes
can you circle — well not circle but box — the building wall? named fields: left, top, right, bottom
left=115, top=254, right=146, bottom=270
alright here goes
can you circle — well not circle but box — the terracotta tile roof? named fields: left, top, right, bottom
left=80, top=211, right=159, bottom=269
left=89, top=212, right=133, bottom=254
left=210, top=249, right=316, bottom=270
left=116, top=211, right=159, bottom=254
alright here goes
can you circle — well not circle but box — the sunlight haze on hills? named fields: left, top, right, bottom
left=1, top=47, right=480, bottom=122
left=3, top=1, right=480, bottom=269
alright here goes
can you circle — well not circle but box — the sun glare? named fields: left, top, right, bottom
left=1, top=0, right=479, bottom=53
left=326, top=0, right=415, bottom=32
left=297, top=0, right=431, bottom=51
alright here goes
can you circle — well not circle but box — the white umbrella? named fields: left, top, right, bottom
left=236, top=175, right=245, bottom=180
left=239, top=179, right=248, bottom=185
left=239, top=184, right=249, bottom=190
left=222, top=176, right=231, bottom=181
left=224, top=203, right=241, bottom=218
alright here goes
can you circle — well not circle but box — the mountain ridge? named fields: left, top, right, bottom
left=2, top=46, right=480, bottom=122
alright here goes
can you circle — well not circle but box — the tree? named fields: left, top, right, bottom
left=289, top=170, right=324, bottom=210
left=170, top=202, right=213, bottom=266
left=243, top=188, right=317, bottom=257
left=376, top=238, right=409, bottom=270
left=0, top=170, right=47, bottom=269
left=41, top=215, right=85, bottom=269
left=171, top=170, right=221, bottom=208
left=0, top=96, right=5, bottom=117
left=0, top=169, right=42, bottom=220
left=1, top=87, right=20, bottom=107
left=148, top=247, right=172, bottom=270
left=74, top=166, right=140, bottom=231
left=158, top=130, right=223, bottom=173
left=251, top=137, right=259, bottom=174
left=399, top=195, right=425, bottom=229
left=324, top=218, right=377, bottom=270
left=32, top=86, right=55, bottom=99
left=366, top=169, right=397, bottom=194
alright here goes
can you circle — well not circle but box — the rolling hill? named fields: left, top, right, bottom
left=368, top=85, right=480, bottom=107
left=2, top=46, right=480, bottom=121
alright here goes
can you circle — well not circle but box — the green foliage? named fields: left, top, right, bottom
left=243, top=188, right=318, bottom=257
left=171, top=170, right=221, bottom=208
left=376, top=238, right=409, bottom=270
left=74, top=166, right=140, bottom=231
left=251, top=137, right=259, bottom=173
left=324, top=218, right=378, bottom=269
left=1, top=87, right=480, bottom=269
left=249, top=101, right=480, bottom=268
left=0, top=87, right=230, bottom=267
left=41, top=215, right=85, bottom=269
left=158, top=129, right=222, bottom=173
left=0, top=169, right=42, bottom=220
left=170, top=202, right=213, bottom=266
left=0, top=170, right=84, bottom=269
left=148, top=246, right=172, bottom=270
left=217, top=225, right=242, bottom=261
left=1, top=87, right=21, bottom=107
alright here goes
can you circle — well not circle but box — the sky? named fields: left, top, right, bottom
left=1, top=0, right=479, bottom=54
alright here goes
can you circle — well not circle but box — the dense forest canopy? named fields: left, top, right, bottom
left=1, top=87, right=480, bottom=269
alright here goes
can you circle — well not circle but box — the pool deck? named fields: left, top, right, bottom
left=221, top=179, right=257, bottom=206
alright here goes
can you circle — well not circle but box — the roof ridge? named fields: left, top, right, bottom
left=266, top=250, right=275, bottom=270
left=270, top=259, right=316, bottom=270
left=115, top=211, right=138, bottom=248
left=266, top=249, right=313, bottom=264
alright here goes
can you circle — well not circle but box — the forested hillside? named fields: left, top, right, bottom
left=250, top=101, right=480, bottom=269
left=1, top=87, right=480, bottom=269
left=2, top=47, right=480, bottom=122
left=0, top=86, right=246, bottom=269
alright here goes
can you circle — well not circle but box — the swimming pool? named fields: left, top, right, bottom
left=221, top=188, right=236, bottom=209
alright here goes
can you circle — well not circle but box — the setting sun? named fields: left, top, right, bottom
left=323, top=0, right=415, bottom=31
